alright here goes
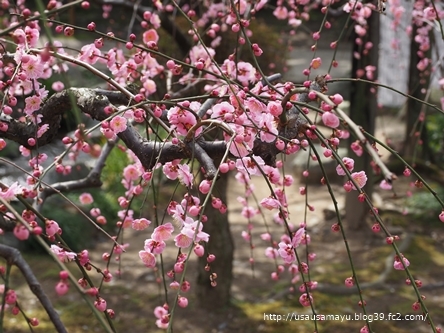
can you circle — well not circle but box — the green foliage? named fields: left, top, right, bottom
left=101, top=145, right=129, bottom=189
left=426, top=112, right=444, bottom=163
left=407, top=187, right=444, bottom=223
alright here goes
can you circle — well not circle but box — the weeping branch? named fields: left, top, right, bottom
left=0, top=244, right=67, bottom=333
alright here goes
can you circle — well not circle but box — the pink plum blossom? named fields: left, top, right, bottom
left=278, top=242, right=295, bottom=264
left=211, top=101, right=235, bottom=120
left=350, top=171, right=368, bottom=189
left=24, top=95, right=42, bottom=115
left=236, top=61, right=257, bottom=85
left=46, top=220, right=60, bottom=237
left=132, top=218, right=151, bottom=230
left=181, top=221, right=210, bottom=243
left=174, top=233, right=194, bottom=248
left=163, top=161, right=180, bottom=180
left=144, top=239, right=166, bottom=254
left=51, top=245, right=77, bottom=262
left=292, top=227, right=306, bottom=248
left=37, top=124, right=49, bottom=138
left=177, top=164, right=194, bottom=188
left=259, top=113, right=278, bottom=142
left=21, top=55, right=44, bottom=79
left=379, top=180, right=393, bottom=190
left=152, top=223, right=174, bottom=241
left=235, top=155, right=265, bottom=176
left=139, top=250, right=156, bottom=267
left=110, top=115, right=127, bottom=133
left=78, top=44, right=102, bottom=64
left=273, top=6, right=288, bottom=19
left=13, top=225, right=30, bottom=240
left=123, top=164, right=141, bottom=181
left=322, top=111, right=340, bottom=128
left=393, top=255, right=410, bottom=270
left=79, top=193, right=94, bottom=205
left=336, top=157, right=355, bottom=176
left=0, top=182, right=22, bottom=202
left=143, top=29, right=159, bottom=44
left=260, top=197, right=281, bottom=210
left=265, top=247, right=278, bottom=259
left=267, top=101, right=283, bottom=117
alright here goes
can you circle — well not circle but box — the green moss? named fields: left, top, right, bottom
left=405, top=236, right=444, bottom=269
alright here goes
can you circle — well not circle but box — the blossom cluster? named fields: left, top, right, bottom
left=0, top=0, right=440, bottom=332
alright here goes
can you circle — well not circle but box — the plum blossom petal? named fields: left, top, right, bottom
left=152, top=223, right=174, bottom=241
left=177, top=164, right=193, bottom=188
left=51, top=245, right=77, bottom=262
left=260, top=197, right=281, bottom=210
left=174, top=233, right=193, bottom=248
left=132, top=218, right=151, bottom=230
left=278, top=242, right=295, bottom=264
left=110, top=115, right=127, bottom=133
left=144, top=239, right=166, bottom=254
left=291, top=227, right=306, bottom=248
left=379, top=179, right=393, bottom=190
left=393, top=255, right=410, bottom=270
left=336, top=157, right=355, bottom=176
left=351, top=171, right=367, bottom=189
left=139, top=250, right=156, bottom=267
left=0, top=182, right=23, bottom=202
left=79, top=193, right=94, bottom=205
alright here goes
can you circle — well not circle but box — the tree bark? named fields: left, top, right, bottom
left=345, top=13, right=379, bottom=230
left=403, top=24, right=432, bottom=162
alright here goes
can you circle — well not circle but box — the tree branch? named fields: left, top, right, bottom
left=2, top=84, right=309, bottom=176
left=0, top=244, right=67, bottom=333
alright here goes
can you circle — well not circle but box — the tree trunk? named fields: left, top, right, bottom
left=345, top=13, right=380, bottom=230
left=403, top=24, right=432, bottom=162
left=196, top=172, right=234, bottom=310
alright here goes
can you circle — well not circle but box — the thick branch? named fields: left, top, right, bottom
left=38, top=140, right=117, bottom=201
left=2, top=86, right=307, bottom=176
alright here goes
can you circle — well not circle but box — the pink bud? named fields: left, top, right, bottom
left=45, top=220, right=60, bottom=237
left=219, top=163, right=229, bottom=173
left=199, top=180, right=212, bottom=194
left=55, top=281, right=69, bottom=296
left=322, top=111, right=340, bottom=128
left=177, top=296, right=188, bottom=308
left=5, top=290, right=17, bottom=304
left=344, top=277, right=354, bottom=287
left=194, top=244, right=204, bottom=257
left=13, top=225, right=30, bottom=240
left=94, top=297, right=107, bottom=312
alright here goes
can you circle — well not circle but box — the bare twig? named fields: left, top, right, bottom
left=314, top=91, right=396, bottom=182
